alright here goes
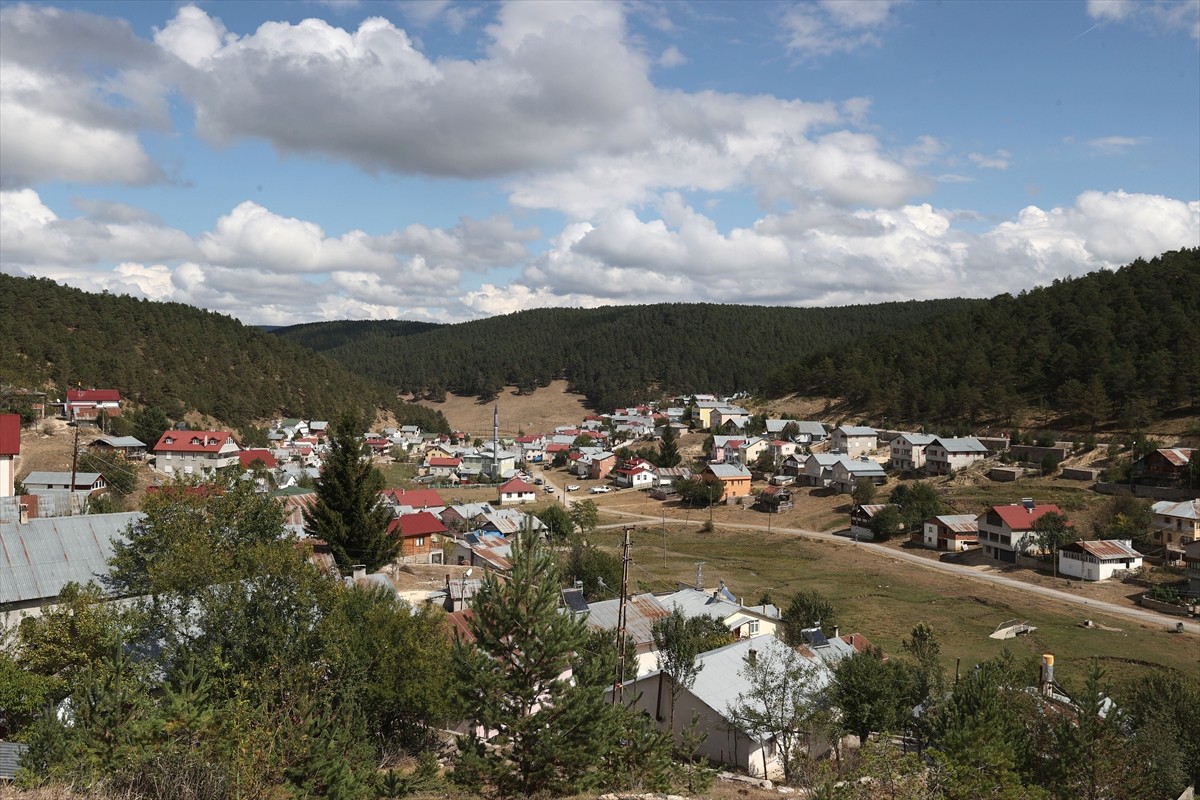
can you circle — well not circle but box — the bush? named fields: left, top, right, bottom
left=1035, top=431, right=1056, bottom=447
left=1040, top=452, right=1060, bottom=475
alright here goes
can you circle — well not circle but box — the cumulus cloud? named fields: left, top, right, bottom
left=0, top=5, right=168, bottom=187
left=658, top=45, right=687, bottom=67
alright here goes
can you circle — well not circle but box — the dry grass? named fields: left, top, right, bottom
left=410, top=380, right=592, bottom=437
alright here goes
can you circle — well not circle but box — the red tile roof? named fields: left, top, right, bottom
left=988, top=503, right=1069, bottom=531
left=238, top=449, right=278, bottom=469
left=382, top=488, right=444, bottom=508
left=428, top=457, right=461, bottom=467
left=66, top=389, right=120, bottom=403
left=390, top=511, right=447, bottom=538
left=0, top=414, right=20, bottom=456
left=153, top=430, right=236, bottom=453
left=499, top=477, right=536, bottom=494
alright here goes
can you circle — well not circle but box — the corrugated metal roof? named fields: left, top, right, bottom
left=1068, top=539, right=1142, bottom=560
left=706, top=463, right=751, bottom=479
left=932, top=514, right=980, bottom=534
left=585, top=594, right=670, bottom=645
left=23, top=471, right=104, bottom=487
left=1151, top=499, right=1200, bottom=521
left=0, top=512, right=140, bottom=605
left=0, top=741, right=30, bottom=779
left=931, top=436, right=987, bottom=453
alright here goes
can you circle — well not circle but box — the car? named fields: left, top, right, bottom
left=589, top=486, right=611, bottom=494
left=534, top=478, right=544, bottom=485
left=544, top=485, right=555, bottom=493
left=565, top=484, right=580, bottom=492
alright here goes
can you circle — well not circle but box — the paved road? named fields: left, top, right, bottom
left=596, top=505, right=1200, bottom=636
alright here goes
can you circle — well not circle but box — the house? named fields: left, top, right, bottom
left=1150, top=499, right=1200, bottom=561
left=737, top=437, right=770, bottom=467
left=381, top=488, right=445, bottom=512
left=920, top=514, right=979, bottom=552
left=0, top=511, right=141, bottom=619
left=497, top=477, right=537, bottom=505
left=1057, top=539, right=1143, bottom=581
left=152, top=430, right=240, bottom=475
left=925, top=437, right=988, bottom=476
left=976, top=501, right=1069, bottom=563
left=621, top=635, right=835, bottom=779
left=65, top=389, right=121, bottom=425
left=21, top=471, right=107, bottom=495
left=702, top=463, right=752, bottom=502
left=830, top=426, right=877, bottom=458
left=582, top=593, right=672, bottom=676
left=849, top=503, right=889, bottom=540
left=0, top=414, right=19, bottom=498
left=238, top=449, right=278, bottom=471
left=654, top=467, right=692, bottom=487
left=710, top=435, right=743, bottom=463
left=691, top=400, right=724, bottom=430
left=830, top=457, right=887, bottom=494
left=88, top=435, right=148, bottom=459
left=586, top=451, right=617, bottom=481
left=452, top=531, right=513, bottom=574
left=764, top=440, right=797, bottom=468
left=657, top=584, right=779, bottom=641
left=1133, top=448, right=1195, bottom=486
left=390, top=511, right=446, bottom=564
left=890, top=433, right=936, bottom=471
left=800, top=453, right=843, bottom=487
left=426, top=456, right=462, bottom=478
left=614, top=458, right=657, bottom=489
left=757, top=485, right=794, bottom=512
left=711, top=406, right=752, bottom=432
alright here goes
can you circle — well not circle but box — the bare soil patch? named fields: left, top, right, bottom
left=409, top=380, right=591, bottom=437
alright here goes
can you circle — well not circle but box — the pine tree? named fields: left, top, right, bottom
left=303, top=411, right=395, bottom=573
left=657, top=423, right=681, bottom=468
left=452, top=532, right=621, bottom=796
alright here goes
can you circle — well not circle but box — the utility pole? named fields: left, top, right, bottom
left=69, top=422, right=80, bottom=516
left=693, top=561, right=705, bottom=591
left=613, top=526, right=633, bottom=704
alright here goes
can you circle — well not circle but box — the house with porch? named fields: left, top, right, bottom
left=925, top=437, right=988, bottom=475
left=1057, top=539, right=1142, bottom=581
left=920, top=514, right=979, bottom=551
left=1133, top=448, right=1195, bottom=487
left=614, top=457, right=657, bottom=489
left=976, top=501, right=1070, bottom=563
left=88, top=435, right=148, bottom=459
left=65, top=389, right=121, bottom=425
left=390, top=511, right=445, bottom=564
left=1150, top=498, right=1199, bottom=563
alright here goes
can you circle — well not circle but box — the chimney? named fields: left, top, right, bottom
left=352, top=564, right=366, bottom=582
left=833, top=625, right=840, bottom=639
left=747, top=647, right=757, bottom=665
left=1040, top=654, right=1054, bottom=695
left=18, top=503, right=29, bottom=525
left=445, top=574, right=451, bottom=588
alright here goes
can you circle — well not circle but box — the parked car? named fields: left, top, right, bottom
left=566, top=484, right=580, bottom=492
left=589, top=486, right=611, bottom=494
left=534, top=478, right=544, bottom=485
left=545, top=485, right=555, bottom=493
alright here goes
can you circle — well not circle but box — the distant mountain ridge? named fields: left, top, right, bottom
left=0, top=275, right=447, bottom=432
left=271, top=298, right=985, bottom=410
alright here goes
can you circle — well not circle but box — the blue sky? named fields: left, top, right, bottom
left=1, top=0, right=1197, bottom=325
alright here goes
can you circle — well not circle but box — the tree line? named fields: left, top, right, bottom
left=0, top=275, right=448, bottom=433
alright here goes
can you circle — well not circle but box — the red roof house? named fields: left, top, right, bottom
left=498, top=477, right=537, bottom=505
left=381, top=488, right=444, bottom=509
left=153, top=430, right=240, bottom=474
left=389, top=511, right=446, bottom=563
left=238, top=449, right=279, bottom=470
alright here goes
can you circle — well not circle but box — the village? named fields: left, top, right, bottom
left=2, top=385, right=1198, bottom=788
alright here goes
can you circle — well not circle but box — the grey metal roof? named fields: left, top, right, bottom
left=706, top=463, right=751, bottom=479
left=896, top=433, right=937, bottom=446
left=93, top=436, right=146, bottom=448
left=835, top=425, right=877, bottom=436
left=931, top=436, right=987, bottom=453
left=585, top=593, right=670, bottom=645
left=1151, top=499, right=1200, bottom=521
left=0, top=512, right=140, bottom=606
left=22, top=471, right=104, bottom=487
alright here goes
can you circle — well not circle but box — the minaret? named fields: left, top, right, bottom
left=492, top=404, right=500, bottom=478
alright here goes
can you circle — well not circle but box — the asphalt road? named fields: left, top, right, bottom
left=597, top=505, right=1200, bottom=636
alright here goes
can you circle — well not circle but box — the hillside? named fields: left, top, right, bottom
left=769, top=249, right=1200, bottom=430
left=272, top=298, right=984, bottom=409
left=0, top=275, right=447, bottom=431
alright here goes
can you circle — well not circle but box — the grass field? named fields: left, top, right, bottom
left=584, top=518, right=1198, bottom=694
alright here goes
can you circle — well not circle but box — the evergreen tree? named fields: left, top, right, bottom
left=780, top=589, right=838, bottom=644
left=452, top=532, right=622, bottom=796
left=304, top=411, right=395, bottom=573
left=657, top=423, right=681, bottom=467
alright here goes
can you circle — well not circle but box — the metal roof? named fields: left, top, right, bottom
left=585, top=594, right=671, bottom=645
left=931, top=514, right=980, bottom=534
left=0, top=512, right=141, bottom=606
left=706, top=463, right=751, bottom=479
left=1065, top=539, right=1142, bottom=561
left=931, top=436, right=987, bottom=453
left=22, top=471, right=104, bottom=487
left=0, top=741, right=29, bottom=779
left=1151, top=499, right=1200, bottom=521
left=93, top=436, right=147, bottom=448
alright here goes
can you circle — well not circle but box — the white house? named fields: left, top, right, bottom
left=921, top=514, right=979, bottom=552
left=152, top=430, right=241, bottom=474
left=925, top=437, right=988, bottom=476
left=1057, top=539, right=1143, bottom=581
left=830, top=457, right=887, bottom=494
left=801, top=453, right=844, bottom=487
left=1150, top=499, right=1200, bottom=561
left=830, top=426, right=877, bottom=458
left=497, top=477, right=537, bottom=505
left=976, top=501, right=1069, bottom=564
left=890, top=433, right=937, bottom=471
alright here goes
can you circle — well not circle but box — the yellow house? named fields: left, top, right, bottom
left=703, top=463, right=752, bottom=501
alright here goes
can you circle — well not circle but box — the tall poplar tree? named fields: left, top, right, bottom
left=303, top=411, right=395, bottom=573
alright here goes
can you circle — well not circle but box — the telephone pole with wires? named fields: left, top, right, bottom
left=612, top=525, right=633, bottom=704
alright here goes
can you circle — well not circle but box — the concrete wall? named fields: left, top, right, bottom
left=1061, top=467, right=1099, bottom=481
left=1009, top=445, right=1069, bottom=463
left=1095, top=483, right=1197, bottom=501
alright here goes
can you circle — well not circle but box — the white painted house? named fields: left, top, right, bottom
left=890, top=433, right=937, bottom=471
left=1057, top=539, right=1143, bottom=581
left=925, top=437, right=988, bottom=475
left=496, top=477, right=537, bottom=505
left=830, top=426, right=877, bottom=459
left=152, top=430, right=240, bottom=474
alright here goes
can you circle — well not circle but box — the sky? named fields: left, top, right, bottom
left=1, top=0, right=1198, bottom=326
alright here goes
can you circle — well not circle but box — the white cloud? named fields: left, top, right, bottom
left=658, top=45, right=687, bottom=67
left=783, top=0, right=904, bottom=59
left=1088, top=0, right=1200, bottom=39
left=1085, top=135, right=1148, bottom=154
left=968, top=150, right=1012, bottom=170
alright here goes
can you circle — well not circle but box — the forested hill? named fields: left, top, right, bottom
left=0, top=275, right=448, bottom=431
left=271, top=299, right=984, bottom=409
left=768, top=249, right=1200, bottom=427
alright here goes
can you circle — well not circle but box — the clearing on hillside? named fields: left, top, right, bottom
left=409, top=380, right=591, bottom=436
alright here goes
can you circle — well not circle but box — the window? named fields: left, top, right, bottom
left=747, top=620, right=760, bottom=635
left=414, top=537, right=425, bottom=547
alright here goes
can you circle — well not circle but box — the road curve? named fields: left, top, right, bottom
left=597, top=505, right=1200, bottom=636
